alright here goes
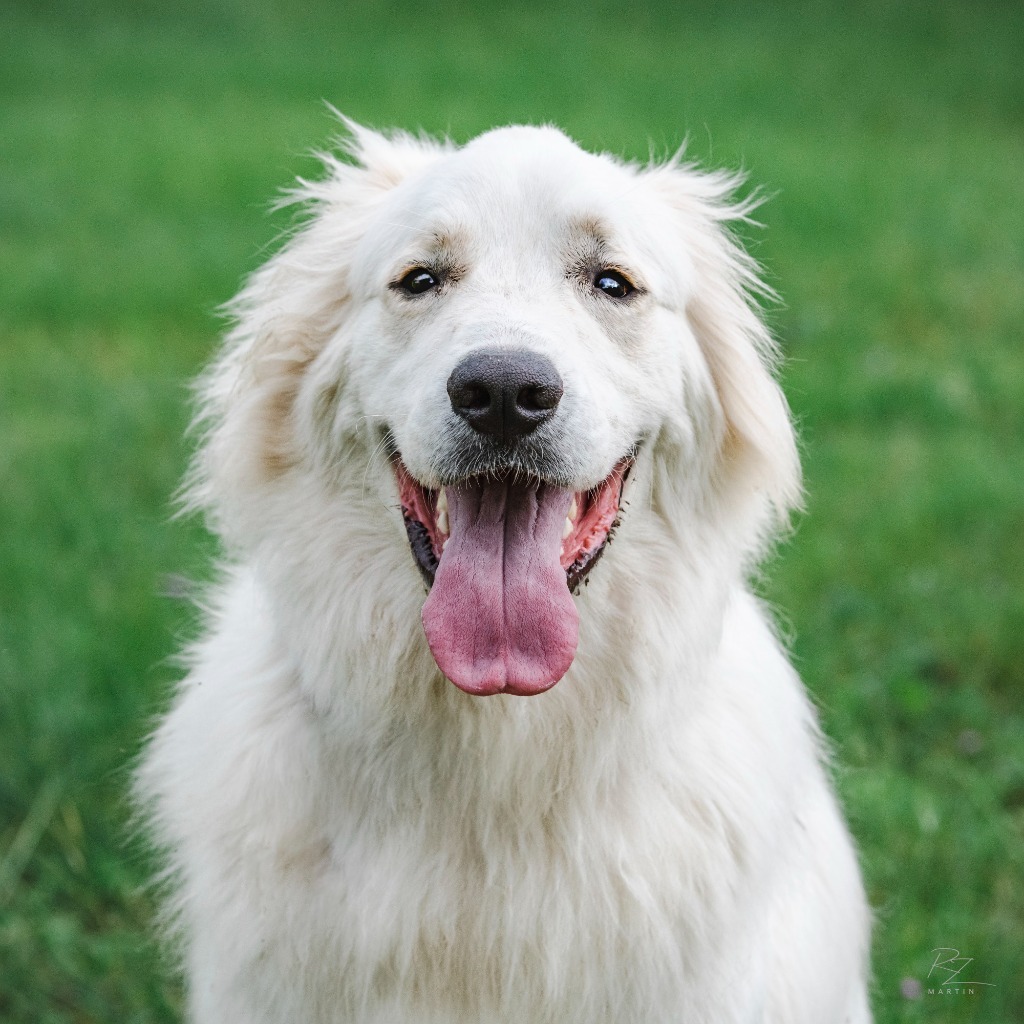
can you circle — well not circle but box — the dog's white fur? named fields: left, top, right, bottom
left=138, top=122, right=872, bottom=1023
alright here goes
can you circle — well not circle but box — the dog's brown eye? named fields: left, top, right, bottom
left=594, top=270, right=634, bottom=299
left=397, top=268, right=438, bottom=295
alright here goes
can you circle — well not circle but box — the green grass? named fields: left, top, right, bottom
left=1, top=1, right=1022, bottom=1020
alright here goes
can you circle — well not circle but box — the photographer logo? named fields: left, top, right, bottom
left=926, top=948, right=995, bottom=996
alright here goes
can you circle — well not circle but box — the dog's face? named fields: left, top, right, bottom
left=200, top=123, right=800, bottom=698
left=349, top=128, right=698, bottom=488
left=344, top=129, right=713, bottom=695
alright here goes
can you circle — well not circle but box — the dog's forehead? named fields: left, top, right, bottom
left=393, top=127, right=642, bottom=246
left=351, top=127, right=690, bottom=301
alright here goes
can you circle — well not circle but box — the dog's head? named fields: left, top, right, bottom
left=191, top=120, right=800, bottom=697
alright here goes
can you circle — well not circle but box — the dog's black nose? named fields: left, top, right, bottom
left=447, top=348, right=563, bottom=440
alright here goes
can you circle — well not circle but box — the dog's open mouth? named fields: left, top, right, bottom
left=394, top=457, right=632, bottom=696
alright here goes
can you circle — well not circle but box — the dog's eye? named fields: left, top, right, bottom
left=593, top=270, right=634, bottom=299
left=396, top=268, right=439, bottom=295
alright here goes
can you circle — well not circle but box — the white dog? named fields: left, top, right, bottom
left=138, top=120, right=872, bottom=1023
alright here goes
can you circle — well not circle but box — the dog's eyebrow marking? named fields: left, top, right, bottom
left=565, top=218, right=612, bottom=278
left=391, top=226, right=471, bottom=285
left=431, top=227, right=470, bottom=254
left=563, top=214, right=648, bottom=297
left=413, top=225, right=471, bottom=268
left=567, top=214, right=613, bottom=250
left=565, top=213, right=636, bottom=270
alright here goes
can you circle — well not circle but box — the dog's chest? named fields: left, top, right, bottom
left=241, top=774, right=755, bottom=1024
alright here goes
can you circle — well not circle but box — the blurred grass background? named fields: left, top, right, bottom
left=1, top=0, right=1022, bottom=1020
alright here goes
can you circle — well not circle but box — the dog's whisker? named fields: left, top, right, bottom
left=359, top=428, right=397, bottom=501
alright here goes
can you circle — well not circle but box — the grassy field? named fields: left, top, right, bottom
left=1, top=0, right=1022, bottom=1020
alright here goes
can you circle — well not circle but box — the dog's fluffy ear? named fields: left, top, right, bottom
left=184, top=119, right=449, bottom=544
left=646, top=159, right=803, bottom=541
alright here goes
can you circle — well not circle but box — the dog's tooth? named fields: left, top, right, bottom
left=435, top=488, right=449, bottom=536
left=569, top=497, right=578, bottom=521
left=562, top=517, right=573, bottom=539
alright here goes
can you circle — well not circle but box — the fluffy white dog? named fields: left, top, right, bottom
left=138, top=120, right=872, bottom=1023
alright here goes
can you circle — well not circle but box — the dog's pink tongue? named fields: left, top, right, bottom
left=422, top=479, right=578, bottom=695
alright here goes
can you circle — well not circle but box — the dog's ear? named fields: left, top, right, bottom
left=645, top=159, right=802, bottom=540
left=184, top=119, right=450, bottom=542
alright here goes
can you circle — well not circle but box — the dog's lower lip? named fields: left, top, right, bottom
left=394, top=455, right=634, bottom=593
